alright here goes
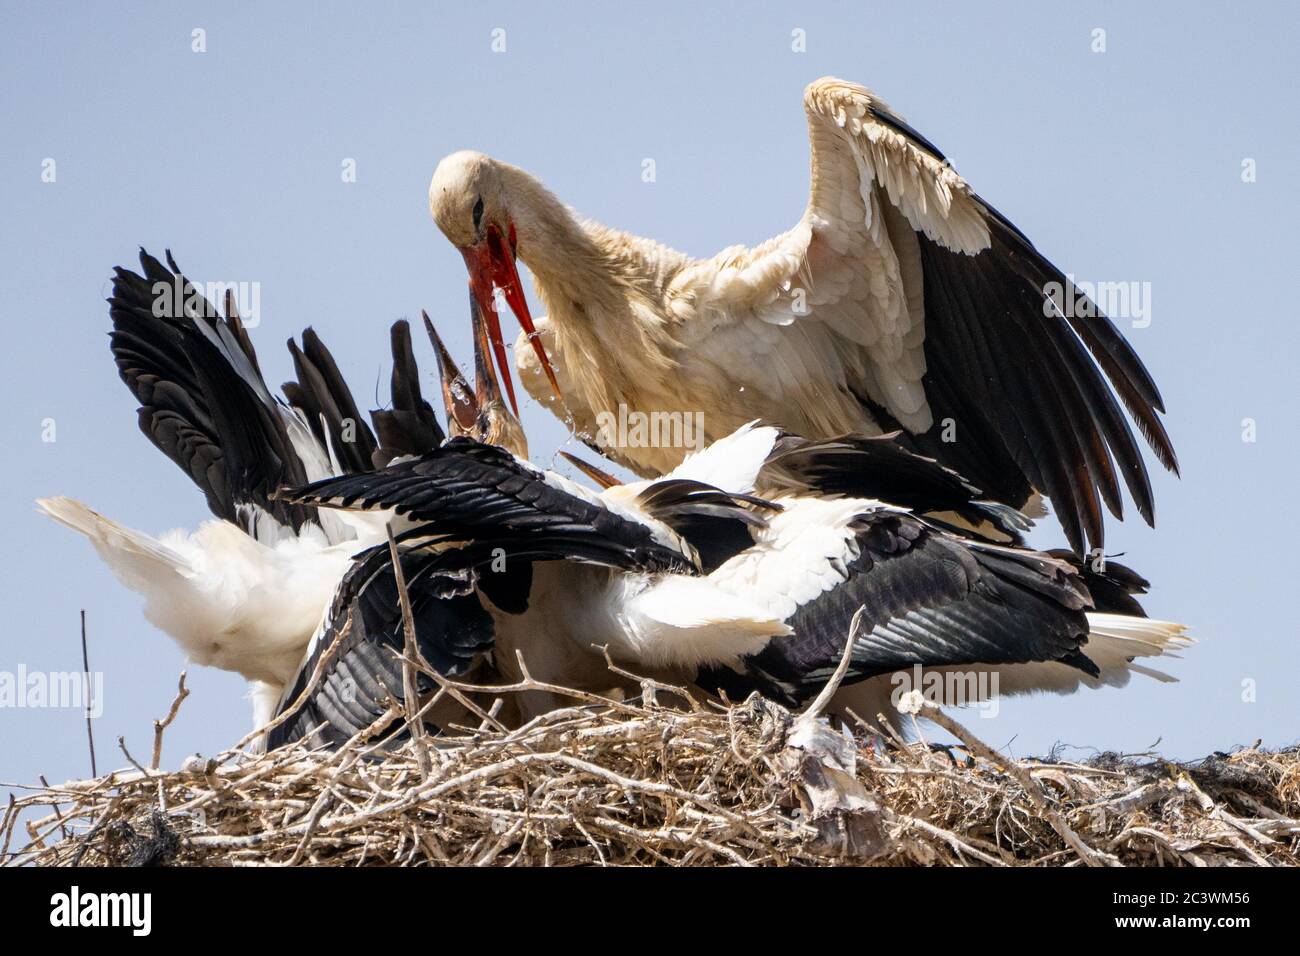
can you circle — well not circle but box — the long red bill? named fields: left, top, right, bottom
left=468, top=291, right=504, bottom=412
left=460, top=223, right=562, bottom=415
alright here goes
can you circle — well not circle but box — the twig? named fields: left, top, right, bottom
left=386, top=524, right=431, bottom=779
left=80, top=609, right=97, bottom=777
left=6, top=672, right=1297, bottom=868
left=117, top=737, right=150, bottom=777
left=68, top=794, right=123, bottom=866
left=912, top=700, right=1115, bottom=867
left=1, top=794, right=17, bottom=861
left=801, top=607, right=863, bottom=722
left=885, top=809, right=1005, bottom=866
left=151, top=672, right=190, bottom=770
left=38, top=776, right=68, bottom=843
left=222, top=604, right=357, bottom=758
left=597, top=646, right=703, bottom=711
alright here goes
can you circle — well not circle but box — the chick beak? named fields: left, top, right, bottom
left=422, top=308, right=478, bottom=436
left=470, top=290, right=509, bottom=425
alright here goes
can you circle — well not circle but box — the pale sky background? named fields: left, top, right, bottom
left=2, top=2, right=1297, bottom=800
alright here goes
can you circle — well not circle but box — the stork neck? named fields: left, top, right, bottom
left=499, top=164, right=688, bottom=417
left=500, top=166, right=639, bottom=328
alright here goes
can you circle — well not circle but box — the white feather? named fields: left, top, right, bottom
left=619, top=575, right=791, bottom=669
left=707, top=495, right=895, bottom=622
left=661, top=421, right=781, bottom=493
left=37, top=496, right=355, bottom=689
left=831, top=613, right=1193, bottom=733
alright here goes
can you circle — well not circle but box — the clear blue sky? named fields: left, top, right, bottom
left=2, top=2, right=1297, bottom=795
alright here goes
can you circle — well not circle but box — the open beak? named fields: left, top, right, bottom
left=422, top=308, right=478, bottom=436
left=469, top=290, right=509, bottom=421
left=558, top=451, right=622, bottom=489
left=460, top=222, right=561, bottom=415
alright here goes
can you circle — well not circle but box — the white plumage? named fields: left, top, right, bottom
left=36, top=497, right=352, bottom=688
left=288, top=395, right=1191, bottom=733
left=429, top=76, right=1179, bottom=557
left=42, top=90, right=1194, bottom=755
left=37, top=252, right=443, bottom=737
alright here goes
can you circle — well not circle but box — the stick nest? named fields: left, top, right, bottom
left=6, top=685, right=1298, bottom=867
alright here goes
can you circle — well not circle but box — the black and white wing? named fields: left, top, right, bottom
left=282, top=437, right=699, bottom=575
left=111, top=250, right=444, bottom=546
left=270, top=440, right=724, bottom=746
left=697, top=510, right=1095, bottom=707
left=110, top=249, right=330, bottom=538
left=758, top=431, right=1032, bottom=543
left=268, top=544, right=495, bottom=750
left=676, top=78, right=1178, bottom=556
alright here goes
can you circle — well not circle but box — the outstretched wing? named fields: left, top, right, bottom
left=369, top=319, right=445, bottom=467
left=698, top=511, right=1096, bottom=707
left=281, top=437, right=697, bottom=574
left=110, top=249, right=327, bottom=539
left=282, top=318, right=445, bottom=474
left=268, top=545, right=495, bottom=750
left=758, top=431, right=1032, bottom=543
left=672, top=77, right=1176, bottom=556
left=113, top=250, right=444, bottom=548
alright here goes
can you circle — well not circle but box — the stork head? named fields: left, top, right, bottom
left=422, top=297, right=529, bottom=460
left=429, top=150, right=561, bottom=416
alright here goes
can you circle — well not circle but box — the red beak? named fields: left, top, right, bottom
left=460, top=222, right=561, bottom=415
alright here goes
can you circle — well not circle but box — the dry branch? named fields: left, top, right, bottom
left=151, top=673, right=189, bottom=771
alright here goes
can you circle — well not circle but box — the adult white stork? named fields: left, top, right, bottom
left=427, top=77, right=1179, bottom=557
left=38, top=250, right=443, bottom=732
left=285, top=325, right=1190, bottom=733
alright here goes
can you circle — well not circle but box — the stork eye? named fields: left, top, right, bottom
left=472, top=196, right=484, bottom=230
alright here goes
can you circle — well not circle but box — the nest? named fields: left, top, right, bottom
left=5, top=669, right=1299, bottom=867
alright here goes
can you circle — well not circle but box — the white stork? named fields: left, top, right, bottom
left=38, top=250, right=443, bottom=732
left=427, top=76, right=1179, bottom=557
left=285, top=314, right=1190, bottom=735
